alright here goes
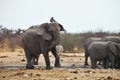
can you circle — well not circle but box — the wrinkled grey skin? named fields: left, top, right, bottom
left=27, top=25, right=39, bottom=65
left=22, top=18, right=65, bottom=69
left=88, top=41, right=120, bottom=69
left=102, top=36, right=120, bottom=43
left=102, top=36, right=120, bottom=69
left=84, top=36, right=120, bottom=67
left=84, top=37, right=102, bottom=66
left=32, top=17, right=65, bottom=66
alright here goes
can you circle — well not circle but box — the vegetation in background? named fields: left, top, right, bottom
left=0, top=25, right=24, bottom=52
left=63, top=31, right=120, bottom=52
left=0, top=25, right=120, bottom=52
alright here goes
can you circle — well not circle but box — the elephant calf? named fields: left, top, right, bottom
left=88, top=41, right=120, bottom=69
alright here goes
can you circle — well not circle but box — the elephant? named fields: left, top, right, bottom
left=84, top=37, right=102, bottom=66
left=84, top=36, right=120, bottom=67
left=32, top=17, right=65, bottom=66
left=33, top=55, right=40, bottom=65
left=102, top=36, right=120, bottom=69
left=22, top=17, right=66, bottom=69
left=102, top=36, right=120, bottom=43
left=87, top=41, right=120, bottom=69
left=28, top=25, right=38, bottom=29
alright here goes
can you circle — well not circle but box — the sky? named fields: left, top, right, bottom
left=0, top=0, right=120, bottom=33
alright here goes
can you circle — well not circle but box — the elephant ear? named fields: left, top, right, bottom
left=50, top=17, right=66, bottom=31
left=37, top=30, right=52, bottom=40
left=36, top=24, right=52, bottom=40
left=58, top=23, right=66, bottom=31
left=108, top=42, right=118, bottom=55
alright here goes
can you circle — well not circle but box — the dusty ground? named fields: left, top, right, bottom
left=0, top=51, right=120, bottom=80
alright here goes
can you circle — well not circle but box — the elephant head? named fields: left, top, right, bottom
left=36, top=18, right=65, bottom=49
left=108, top=41, right=120, bottom=56
left=36, top=22, right=65, bottom=39
left=50, top=17, right=65, bottom=31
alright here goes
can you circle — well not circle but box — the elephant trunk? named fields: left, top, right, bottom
left=50, top=32, right=60, bottom=49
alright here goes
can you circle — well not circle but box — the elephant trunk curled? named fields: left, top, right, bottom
left=49, top=31, right=60, bottom=49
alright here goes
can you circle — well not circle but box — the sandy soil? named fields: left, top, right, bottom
left=0, top=52, right=120, bottom=80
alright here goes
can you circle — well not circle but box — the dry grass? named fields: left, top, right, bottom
left=0, top=52, right=120, bottom=80
left=0, top=47, right=23, bottom=53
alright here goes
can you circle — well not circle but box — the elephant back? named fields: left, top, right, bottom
left=84, top=37, right=102, bottom=48
left=102, top=36, right=120, bottom=44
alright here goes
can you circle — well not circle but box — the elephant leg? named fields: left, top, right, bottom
left=111, top=59, right=115, bottom=69
left=102, top=59, right=106, bottom=69
left=117, top=57, right=120, bottom=69
left=118, top=61, right=120, bottom=69
left=52, top=47, right=61, bottom=67
left=33, top=57, right=38, bottom=65
left=25, top=52, right=34, bottom=69
left=33, top=57, right=36, bottom=65
left=103, top=56, right=109, bottom=69
left=43, top=52, right=52, bottom=69
left=35, top=57, right=39, bottom=65
left=91, top=59, right=98, bottom=69
left=109, top=54, right=115, bottom=69
left=115, top=56, right=120, bottom=69
left=34, top=55, right=39, bottom=65
left=84, top=51, right=89, bottom=66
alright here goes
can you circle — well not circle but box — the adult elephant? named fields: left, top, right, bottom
left=32, top=17, right=65, bottom=66
left=102, top=36, right=120, bottom=43
left=84, top=37, right=101, bottom=66
left=88, top=41, right=120, bottom=69
left=102, top=36, right=120, bottom=69
left=22, top=17, right=66, bottom=69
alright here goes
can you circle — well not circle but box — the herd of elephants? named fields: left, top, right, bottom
left=22, top=17, right=120, bottom=69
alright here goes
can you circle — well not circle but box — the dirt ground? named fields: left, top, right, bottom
left=0, top=51, right=120, bottom=80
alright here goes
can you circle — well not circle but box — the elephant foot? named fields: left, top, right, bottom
left=91, top=67, right=96, bottom=69
left=116, top=66, right=120, bottom=69
left=83, top=65, right=87, bottom=67
left=84, top=63, right=89, bottom=66
left=26, top=64, right=34, bottom=69
left=34, top=63, right=38, bottom=65
left=45, top=66, right=53, bottom=70
left=55, top=63, right=61, bottom=67
left=91, top=66, right=97, bottom=69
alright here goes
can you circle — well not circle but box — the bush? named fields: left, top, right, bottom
left=60, top=31, right=120, bottom=53
left=0, top=25, right=24, bottom=52
left=0, top=25, right=120, bottom=52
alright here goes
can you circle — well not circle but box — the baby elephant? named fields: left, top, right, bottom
left=88, top=41, right=120, bottom=69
